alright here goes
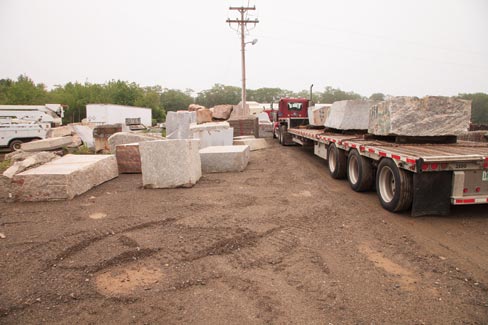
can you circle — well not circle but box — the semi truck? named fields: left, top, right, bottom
left=0, top=104, right=64, bottom=126
left=273, top=98, right=488, bottom=216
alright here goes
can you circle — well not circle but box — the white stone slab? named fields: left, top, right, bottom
left=199, top=145, right=250, bottom=173
left=139, top=139, right=201, bottom=188
left=107, top=132, right=159, bottom=153
left=325, top=100, right=377, bottom=130
left=368, top=96, right=471, bottom=136
left=21, top=136, right=73, bottom=152
left=12, top=154, right=118, bottom=201
left=73, top=125, right=95, bottom=149
left=47, top=125, right=73, bottom=138
left=190, top=122, right=233, bottom=149
left=233, top=138, right=269, bottom=151
left=165, top=111, right=196, bottom=139
left=308, top=104, right=331, bottom=126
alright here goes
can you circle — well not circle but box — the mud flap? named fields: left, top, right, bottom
left=411, top=172, right=452, bottom=217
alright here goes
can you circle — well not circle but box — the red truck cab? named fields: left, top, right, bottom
left=272, top=98, right=309, bottom=145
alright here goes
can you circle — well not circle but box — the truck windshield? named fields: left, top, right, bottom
left=287, top=102, right=303, bottom=111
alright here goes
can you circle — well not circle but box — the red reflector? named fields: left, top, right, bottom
left=406, top=158, right=416, bottom=164
left=392, top=154, right=401, bottom=160
left=368, top=148, right=375, bottom=153
left=463, top=199, right=476, bottom=204
left=476, top=187, right=481, bottom=193
left=431, top=163, right=439, bottom=170
left=422, top=163, right=429, bottom=171
left=359, top=145, right=365, bottom=152
left=463, top=188, right=468, bottom=193
left=379, top=151, right=387, bottom=157
left=441, top=163, right=448, bottom=169
left=455, top=199, right=463, bottom=204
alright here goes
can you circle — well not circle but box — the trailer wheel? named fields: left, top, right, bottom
left=9, top=139, right=23, bottom=151
left=347, top=149, right=373, bottom=192
left=376, top=158, right=413, bottom=212
left=327, top=143, right=346, bottom=179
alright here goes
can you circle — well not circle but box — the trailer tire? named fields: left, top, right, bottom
left=347, top=149, right=373, bottom=192
left=278, top=126, right=284, bottom=145
left=9, top=139, right=23, bottom=151
left=376, top=158, right=413, bottom=212
left=327, top=143, right=347, bottom=179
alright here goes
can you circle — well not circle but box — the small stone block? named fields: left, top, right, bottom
left=116, top=143, right=141, bottom=173
left=199, top=145, right=250, bottom=173
left=139, top=139, right=201, bottom=188
left=233, top=138, right=269, bottom=151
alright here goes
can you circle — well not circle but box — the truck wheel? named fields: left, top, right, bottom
left=327, top=144, right=346, bottom=179
left=347, top=149, right=373, bottom=192
left=278, top=126, right=283, bottom=144
left=9, top=139, right=23, bottom=151
left=279, top=125, right=287, bottom=146
left=376, top=158, right=413, bottom=212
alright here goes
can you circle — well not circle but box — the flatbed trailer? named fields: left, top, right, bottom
left=287, top=127, right=488, bottom=216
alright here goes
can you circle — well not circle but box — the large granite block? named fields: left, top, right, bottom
left=233, top=137, right=269, bottom=151
left=325, top=100, right=377, bottom=130
left=166, top=111, right=196, bottom=139
left=199, top=145, right=250, bottom=173
left=21, top=136, right=73, bottom=152
left=189, top=122, right=233, bottom=149
left=139, top=139, right=201, bottom=188
left=196, top=108, right=213, bottom=124
left=12, top=154, right=118, bottom=201
left=108, top=132, right=159, bottom=153
left=116, top=143, right=142, bottom=173
left=211, top=105, right=233, bottom=120
left=308, top=104, right=331, bottom=126
left=368, top=96, right=471, bottom=137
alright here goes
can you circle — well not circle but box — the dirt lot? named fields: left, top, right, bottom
left=1, top=141, right=488, bottom=324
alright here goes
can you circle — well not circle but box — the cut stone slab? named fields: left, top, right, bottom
left=210, top=105, right=233, bottom=120
left=189, top=122, right=233, bottom=149
left=199, top=145, right=250, bottom=173
left=165, top=111, right=196, bottom=139
left=233, top=137, right=269, bottom=151
left=12, top=154, right=118, bottom=201
left=21, top=136, right=73, bottom=152
left=47, top=125, right=73, bottom=138
left=325, top=100, right=378, bottom=130
left=196, top=108, right=213, bottom=124
left=139, top=139, right=201, bottom=188
left=108, top=132, right=158, bottom=153
left=368, top=96, right=471, bottom=137
left=116, top=143, right=141, bottom=173
left=3, top=151, right=59, bottom=178
left=73, top=125, right=95, bottom=149
left=308, top=104, right=331, bottom=126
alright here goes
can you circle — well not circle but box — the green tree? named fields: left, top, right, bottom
left=0, top=75, right=49, bottom=105
left=195, top=84, right=241, bottom=107
left=319, top=86, right=362, bottom=103
left=160, top=88, right=193, bottom=112
left=369, top=93, right=385, bottom=101
left=247, top=87, right=293, bottom=103
left=458, top=92, right=488, bottom=124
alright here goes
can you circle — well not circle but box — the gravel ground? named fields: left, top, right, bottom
left=1, top=141, right=487, bottom=324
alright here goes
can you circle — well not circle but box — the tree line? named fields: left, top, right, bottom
left=0, top=75, right=487, bottom=125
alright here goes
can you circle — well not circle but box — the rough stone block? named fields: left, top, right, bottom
left=139, top=139, right=201, bottom=188
left=93, top=124, right=123, bottom=152
left=47, top=125, right=73, bottom=138
left=12, top=154, right=118, bottom=201
left=233, top=137, right=269, bottom=151
left=116, top=143, right=142, bottom=173
left=166, top=111, right=196, bottom=139
left=210, top=105, right=233, bottom=120
left=325, top=100, right=377, bottom=130
left=21, top=136, right=73, bottom=152
left=368, top=96, right=471, bottom=137
left=188, top=104, right=206, bottom=111
left=189, top=122, right=233, bottom=149
left=258, top=122, right=274, bottom=138
left=308, top=104, right=331, bottom=126
left=108, top=132, right=159, bottom=153
left=199, top=145, right=250, bottom=173
left=196, top=108, right=213, bottom=124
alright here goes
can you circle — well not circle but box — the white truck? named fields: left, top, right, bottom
left=0, top=104, right=64, bottom=126
left=0, top=121, right=50, bottom=151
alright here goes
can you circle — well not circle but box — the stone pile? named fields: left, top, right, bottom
left=368, top=96, right=471, bottom=137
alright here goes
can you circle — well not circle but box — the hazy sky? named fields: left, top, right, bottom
left=1, top=0, right=487, bottom=97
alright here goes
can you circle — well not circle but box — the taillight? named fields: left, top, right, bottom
left=475, top=187, right=481, bottom=193
left=463, top=188, right=468, bottom=193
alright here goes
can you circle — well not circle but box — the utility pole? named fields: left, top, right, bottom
left=226, top=6, right=259, bottom=116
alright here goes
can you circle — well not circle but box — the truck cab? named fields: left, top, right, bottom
left=272, top=98, right=309, bottom=145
